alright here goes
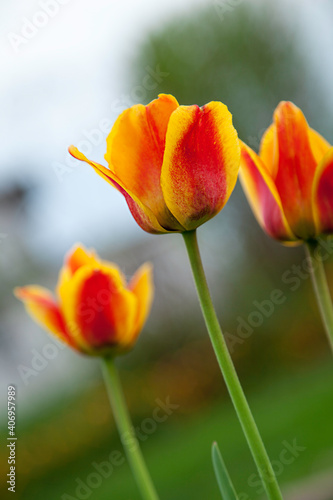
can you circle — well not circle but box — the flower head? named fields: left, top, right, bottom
left=15, top=245, right=153, bottom=356
left=240, top=101, right=333, bottom=243
left=69, top=94, right=240, bottom=233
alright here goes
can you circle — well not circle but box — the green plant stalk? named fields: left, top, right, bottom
left=305, top=240, right=333, bottom=352
left=183, top=230, right=283, bottom=500
left=101, top=357, right=159, bottom=500
left=212, top=442, right=239, bottom=500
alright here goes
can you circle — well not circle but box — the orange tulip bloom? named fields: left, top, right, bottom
left=15, top=245, right=153, bottom=356
left=240, top=101, right=333, bottom=243
left=69, top=94, right=240, bottom=233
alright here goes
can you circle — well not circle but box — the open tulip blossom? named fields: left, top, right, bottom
left=69, top=93, right=240, bottom=234
left=240, top=101, right=333, bottom=352
left=15, top=245, right=153, bottom=356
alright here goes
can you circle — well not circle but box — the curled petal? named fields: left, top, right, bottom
left=128, top=263, right=154, bottom=343
left=105, top=94, right=183, bottom=230
left=14, top=286, right=73, bottom=347
left=313, top=147, right=333, bottom=235
left=161, top=101, right=240, bottom=230
left=240, top=142, right=298, bottom=243
left=68, top=146, right=168, bottom=234
left=59, top=264, right=137, bottom=354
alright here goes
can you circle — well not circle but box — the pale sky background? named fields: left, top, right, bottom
left=0, top=0, right=208, bottom=264
left=1, top=0, right=333, bottom=265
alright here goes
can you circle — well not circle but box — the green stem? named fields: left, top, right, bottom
left=101, top=357, right=159, bottom=500
left=183, top=230, right=283, bottom=500
left=305, top=240, right=333, bottom=352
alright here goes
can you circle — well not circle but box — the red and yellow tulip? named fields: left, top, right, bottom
left=240, top=101, right=333, bottom=243
left=69, top=94, right=240, bottom=234
left=15, top=245, right=153, bottom=356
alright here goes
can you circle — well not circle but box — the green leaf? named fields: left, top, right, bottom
left=212, top=442, right=239, bottom=500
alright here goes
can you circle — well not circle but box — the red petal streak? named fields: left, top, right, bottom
left=162, top=102, right=240, bottom=230
left=313, top=148, right=333, bottom=234
left=75, top=271, right=120, bottom=348
left=240, top=145, right=297, bottom=242
left=273, top=102, right=317, bottom=238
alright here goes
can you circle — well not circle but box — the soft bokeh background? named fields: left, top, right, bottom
left=1, top=0, right=333, bottom=498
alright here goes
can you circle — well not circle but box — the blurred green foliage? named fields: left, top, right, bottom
left=129, top=2, right=331, bottom=142
left=4, top=360, right=333, bottom=499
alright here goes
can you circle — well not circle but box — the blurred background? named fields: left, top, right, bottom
left=1, top=0, right=333, bottom=498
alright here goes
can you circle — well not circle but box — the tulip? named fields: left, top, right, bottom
left=240, top=101, right=333, bottom=243
left=15, top=245, right=153, bottom=356
left=69, top=94, right=240, bottom=234
left=240, top=101, right=333, bottom=353
left=15, top=245, right=158, bottom=498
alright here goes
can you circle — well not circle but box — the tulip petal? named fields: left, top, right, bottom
left=240, top=142, right=298, bottom=242
left=59, top=264, right=137, bottom=353
left=66, top=245, right=98, bottom=275
left=259, top=124, right=278, bottom=178
left=69, top=146, right=168, bottom=234
left=128, top=263, right=154, bottom=343
left=161, top=101, right=240, bottom=230
left=272, top=101, right=318, bottom=238
left=105, top=94, right=183, bottom=230
left=308, top=128, right=331, bottom=164
left=14, top=286, right=73, bottom=347
left=260, top=123, right=331, bottom=177
left=57, top=245, right=99, bottom=297
left=313, top=147, right=333, bottom=234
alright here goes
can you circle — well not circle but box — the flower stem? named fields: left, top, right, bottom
left=101, top=357, right=159, bottom=500
left=305, top=240, right=333, bottom=352
left=182, top=230, right=283, bottom=500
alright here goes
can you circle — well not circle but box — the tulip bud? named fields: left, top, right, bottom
left=240, top=101, right=333, bottom=243
left=15, top=245, right=153, bottom=356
